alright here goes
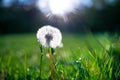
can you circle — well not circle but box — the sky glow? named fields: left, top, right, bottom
left=37, top=0, right=80, bottom=17
left=49, top=0, right=78, bottom=15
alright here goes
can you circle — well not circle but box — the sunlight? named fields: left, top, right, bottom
left=36, top=0, right=80, bottom=16
left=36, top=0, right=94, bottom=21
left=49, top=0, right=76, bottom=15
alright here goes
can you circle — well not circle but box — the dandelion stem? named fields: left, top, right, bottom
left=39, top=45, right=43, bottom=78
left=49, top=48, right=55, bottom=80
left=40, top=54, right=43, bottom=78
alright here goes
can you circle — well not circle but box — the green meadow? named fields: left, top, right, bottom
left=0, top=33, right=120, bottom=80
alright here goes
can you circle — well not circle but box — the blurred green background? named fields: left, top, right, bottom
left=0, top=0, right=120, bottom=79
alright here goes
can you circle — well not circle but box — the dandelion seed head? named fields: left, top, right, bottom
left=37, top=25, right=62, bottom=48
left=45, top=33, right=53, bottom=45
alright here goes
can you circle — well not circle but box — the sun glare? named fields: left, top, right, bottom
left=49, top=0, right=74, bottom=15
left=36, top=0, right=80, bottom=21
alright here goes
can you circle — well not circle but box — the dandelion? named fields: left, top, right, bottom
left=37, top=25, right=62, bottom=48
left=37, top=25, right=63, bottom=79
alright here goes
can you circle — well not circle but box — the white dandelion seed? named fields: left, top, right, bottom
left=37, top=25, right=63, bottom=48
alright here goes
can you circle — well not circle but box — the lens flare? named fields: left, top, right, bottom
left=49, top=0, right=74, bottom=15
left=36, top=0, right=80, bottom=20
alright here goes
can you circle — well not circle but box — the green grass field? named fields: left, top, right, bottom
left=0, top=33, right=120, bottom=80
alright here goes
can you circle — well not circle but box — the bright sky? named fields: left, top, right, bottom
left=36, top=0, right=94, bottom=16
left=2, top=0, right=93, bottom=8
left=2, top=0, right=34, bottom=7
left=2, top=0, right=117, bottom=22
left=2, top=0, right=116, bottom=7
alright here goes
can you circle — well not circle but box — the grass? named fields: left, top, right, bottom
left=0, top=33, right=120, bottom=80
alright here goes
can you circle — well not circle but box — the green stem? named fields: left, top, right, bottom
left=49, top=48, right=55, bottom=80
left=39, top=45, right=43, bottom=78
left=40, top=54, right=43, bottom=78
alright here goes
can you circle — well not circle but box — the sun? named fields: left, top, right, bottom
left=49, top=0, right=74, bottom=15
left=36, top=0, right=80, bottom=20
